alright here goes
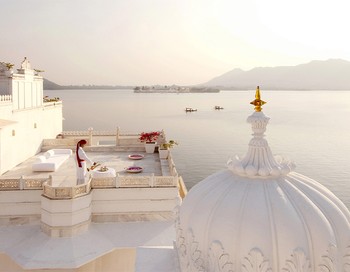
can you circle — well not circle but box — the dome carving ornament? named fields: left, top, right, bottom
left=176, top=87, right=350, bottom=271
left=283, top=248, right=311, bottom=272
left=176, top=227, right=186, bottom=258
left=242, top=248, right=271, bottom=272
left=344, top=245, right=350, bottom=272
left=209, top=241, right=234, bottom=272
left=188, top=230, right=205, bottom=271
left=177, top=228, right=206, bottom=272
left=319, top=244, right=337, bottom=272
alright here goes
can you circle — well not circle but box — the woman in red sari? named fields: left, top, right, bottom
left=75, top=140, right=95, bottom=184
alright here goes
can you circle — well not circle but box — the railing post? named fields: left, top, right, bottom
left=116, top=127, right=120, bottom=146
left=88, top=127, right=93, bottom=146
left=48, top=175, right=53, bottom=186
left=173, top=174, right=178, bottom=186
left=19, top=175, right=25, bottom=190
left=116, top=173, right=120, bottom=188
left=159, top=129, right=166, bottom=145
left=86, top=179, right=91, bottom=194
left=150, top=173, right=155, bottom=187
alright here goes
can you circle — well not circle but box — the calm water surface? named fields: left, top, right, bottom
left=45, top=89, right=350, bottom=209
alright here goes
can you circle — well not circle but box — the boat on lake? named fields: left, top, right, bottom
left=214, top=105, right=224, bottom=110
left=185, top=107, right=197, bottom=112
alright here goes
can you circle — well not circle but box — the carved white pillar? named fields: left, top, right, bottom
left=116, top=126, right=120, bottom=146
left=19, top=175, right=25, bottom=190
left=88, top=127, right=93, bottom=146
left=115, top=173, right=121, bottom=188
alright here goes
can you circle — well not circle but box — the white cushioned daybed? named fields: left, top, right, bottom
left=32, top=149, right=72, bottom=172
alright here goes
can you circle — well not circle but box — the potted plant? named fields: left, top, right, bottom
left=34, top=69, right=44, bottom=76
left=5, top=63, right=14, bottom=70
left=0, top=62, right=14, bottom=76
left=139, top=131, right=160, bottom=153
left=159, top=140, right=178, bottom=159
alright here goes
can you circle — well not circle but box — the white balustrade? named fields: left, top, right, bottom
left=60, top=128, right=142, bottom=146
left=42, top=179, right=92, bottom=199
left=1, top=174, right=178, bottom=194
left=0, top=176, right=49, bottom=190
left=1, top=128, right=181, bottom=198
left=0, top=94, right=12, bottom=102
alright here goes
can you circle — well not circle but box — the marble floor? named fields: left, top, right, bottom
left=1, top=150, right=163, bottom=187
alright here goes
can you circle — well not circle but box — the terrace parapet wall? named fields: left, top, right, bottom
left=0, top=151, right=182, bottom=237
left=43, top=127, right=166, bottom=150
left=0, top=174, right=181, bottom=237
left=0, top=174, right=179, bottom=195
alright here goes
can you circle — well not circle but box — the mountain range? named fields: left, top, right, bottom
left=44, top=59, right=350, bottom=90
left=43, top=79, right=132, bottom=90
left=203, top=59, right=350, bottom=90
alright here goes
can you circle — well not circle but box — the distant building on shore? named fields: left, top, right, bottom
left=133, top=85, right=219, bottom=93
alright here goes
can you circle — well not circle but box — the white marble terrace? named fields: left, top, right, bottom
left=0, top=130, right=185, bottom=271
left=0, top=59, right=184, bottom=271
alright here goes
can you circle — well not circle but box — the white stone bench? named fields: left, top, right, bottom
left=32, top=149, right=72, bottom=172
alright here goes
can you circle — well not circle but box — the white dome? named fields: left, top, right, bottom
left=176, top=89, right=350, bottom=272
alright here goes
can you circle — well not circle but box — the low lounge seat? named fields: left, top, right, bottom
left=32, top=149, right=72, bottom=172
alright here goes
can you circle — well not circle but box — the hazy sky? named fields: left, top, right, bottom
left=1, top=0, right=349, bottom=85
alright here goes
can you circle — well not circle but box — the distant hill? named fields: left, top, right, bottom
left=43, top=78, right=64, bottom=90
left=43, top=79, right=134, bottom=90
left=203, top=59, right=350, bottom=90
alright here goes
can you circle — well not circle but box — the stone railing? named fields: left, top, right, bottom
left=1, top=174, right=179, bottom=198
left=168, top=156, right=178, bottom=176
left=42, top=138, right=77, bottom=147
left=62, top=128, right=126, bottom=137
left=42, top=175, right=178, bottom=199
left=0, top=176, right=49, bottom=190
left=62, top=131, right=90, bottom=136
left=43, top=179, right=92, bottom=199
left=57, top=127, right=166, bottom=147
left=0, top=94, right=12, bottom=103
left=92, top=174, right=178, bottom=188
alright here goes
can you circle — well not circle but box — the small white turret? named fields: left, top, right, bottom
left=228, top=86, right=295, bottom=178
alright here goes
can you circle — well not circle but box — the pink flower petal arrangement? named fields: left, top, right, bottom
left=139, top=131, right=160, bottom=143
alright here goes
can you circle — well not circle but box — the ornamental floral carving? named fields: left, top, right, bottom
left=283, top=248, right=311, bottom=272
left=319, top=244, right=337, bottom=272
left=242, top=248, right=271, bottom=272
left=74, top=185, right=88, bottom=196
left=344, top=245, right=350, bottom=272
left=174, top=206, right=181, bottom=229
left=176, top=226, right=187, bottom=258
left=55, top=188, right=71, bottom=198
left=209, top=241, right=234, bottom=272
left=0, top=179, right=19, bottom=189
left=188, top=230, right=205, bottom=271
left=119, top=176, right=150, bottom=186
left=91, top=177, right=114, bottom=187
left=25, top=179, right=46, bottom=189
left=155, top=176, right=175, bottom=186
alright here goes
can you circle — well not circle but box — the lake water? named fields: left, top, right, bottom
left=44, top=89, right=350, bottom=209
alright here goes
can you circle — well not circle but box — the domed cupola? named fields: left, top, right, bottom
left=176, top=87, right=350, bottom=272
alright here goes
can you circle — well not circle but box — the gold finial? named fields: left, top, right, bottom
left=250, top=86, right=266, bottom=112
